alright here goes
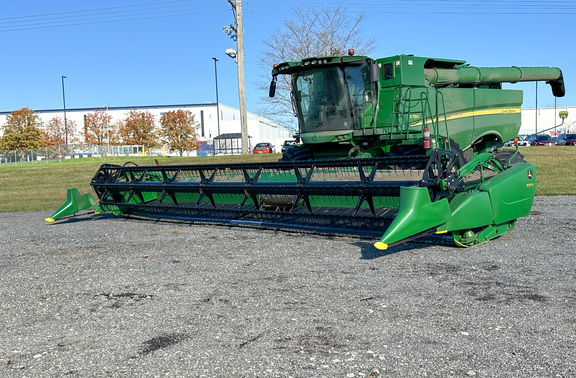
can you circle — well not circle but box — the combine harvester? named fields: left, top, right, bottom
left=47, top=52, right=565, bottom=250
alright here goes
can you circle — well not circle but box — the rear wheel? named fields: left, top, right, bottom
left=493, top=149, right=526, bottom=167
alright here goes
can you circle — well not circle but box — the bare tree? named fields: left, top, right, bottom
left=258, top=5, right=376, bottom=127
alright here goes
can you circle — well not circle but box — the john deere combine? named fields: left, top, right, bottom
left=47, top=52, right=565, bottom=250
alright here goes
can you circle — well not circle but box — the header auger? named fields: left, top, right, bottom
left=48, top=53, right=564, bottom=250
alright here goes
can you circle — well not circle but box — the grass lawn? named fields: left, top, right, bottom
left=520, top=146, right=575, bottom=195
left=0, top=147, right=573, bottom=212
left=0, top=154, right=279, bottom=212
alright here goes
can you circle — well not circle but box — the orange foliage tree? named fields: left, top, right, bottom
left=159, top=109, right=199, bottom=156
left=84, top=108, right=113, bottom=145
left=0, top=107, right=42, bottom=151
left=118, top=110, right=159, bottom=148
left=41, top=117, right=79, bottom=147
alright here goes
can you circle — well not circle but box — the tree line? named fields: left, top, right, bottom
left=0, top=107, right=200, bottom=157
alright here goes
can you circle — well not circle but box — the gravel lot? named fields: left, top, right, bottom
left=1, top=196, right=575, bottom=377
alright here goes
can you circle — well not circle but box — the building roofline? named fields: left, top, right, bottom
left=0, top=102, right=221, bottom=115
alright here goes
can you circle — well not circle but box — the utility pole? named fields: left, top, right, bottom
left=212, top=57, right=221, bottom=138
left=227, top=0, right=249, bottom=154
left=535, top=81, right=538, bottom=135
left=554, top=97, right=557, bottom=136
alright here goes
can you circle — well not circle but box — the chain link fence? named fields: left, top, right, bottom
left=0, top=142, right=216, bottom=164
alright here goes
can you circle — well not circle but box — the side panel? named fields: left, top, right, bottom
left=441, top=191, right=494, bottom=232
left=440, top=88, right=523, bottom=150
left=471, top=88, right=523, bottom=146
left=479, top=162, right=536, bottom=223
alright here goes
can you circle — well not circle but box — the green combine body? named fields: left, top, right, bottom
left=48, top=53, right=565, bottom=250
left=271, top=53, right=563, bottom=160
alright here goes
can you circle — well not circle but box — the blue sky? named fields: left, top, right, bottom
left=1, top=0, right=574, bottom=119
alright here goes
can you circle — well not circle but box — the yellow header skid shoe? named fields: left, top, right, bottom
left=373, top=242, right=388, bottom=250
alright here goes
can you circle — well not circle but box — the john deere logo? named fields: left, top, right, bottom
left=527, top=169, right=534, bottom=180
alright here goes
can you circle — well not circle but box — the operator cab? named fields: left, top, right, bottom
left=292, top=62, right=376, bottom=132
left=270, top=52, right=379, bottom=135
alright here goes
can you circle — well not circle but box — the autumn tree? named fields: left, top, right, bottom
left=41, top=117, right=65, bottom=146
left=41, top=117, right=80, bottom=146
left=159, top=110, right=199, bottom=156
left=84, top=108, right=113, bottom=145
left=109, top=120, right=123, bottom=145
left=118, top=110, right=158, bottom=148
left=0, top=108, right=43, bottom=153
left=259, top=5, right=375, bottom=125
left=39, top=117, right=78, bottom=158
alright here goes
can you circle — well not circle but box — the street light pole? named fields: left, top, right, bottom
left=212, top=57, right=221, bottom=138
left=61, top=75, right=68, bottom=156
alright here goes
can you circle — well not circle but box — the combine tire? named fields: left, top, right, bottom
left=494, top=149, right=526, bottom=166
left=279, top=147, right=312, bottom=162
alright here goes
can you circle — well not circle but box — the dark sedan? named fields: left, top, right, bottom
left=526, top=134, right=555, bottom=146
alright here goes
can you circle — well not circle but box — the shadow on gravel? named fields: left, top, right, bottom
left=356, top=235, right=456, bottom=259
left=356, top=241, right=424, bottom=259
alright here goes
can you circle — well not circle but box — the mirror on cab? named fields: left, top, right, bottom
left=370, top=63, right=380, bottom=83
left=269, top=80, right=276, bottom=98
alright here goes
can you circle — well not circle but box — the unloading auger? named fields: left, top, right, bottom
left=47, top=52, right=564, bottom=250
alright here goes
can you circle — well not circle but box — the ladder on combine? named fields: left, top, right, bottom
left=391, top=86, right=450, bottom=149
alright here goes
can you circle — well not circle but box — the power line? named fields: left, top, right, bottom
left=2, top=0, right=573, bottom=33
left=0, top=1, right=228, bottom=32
left=246, top=0, right=576, bottom=7
left=0, top=1, right=191, bottom=22
left=245, top=0, right=576, bottom=14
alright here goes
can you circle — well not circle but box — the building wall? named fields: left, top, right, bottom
left=0, top=103, right=292, bottom=153
left=520, top=106, right=576, bottom=136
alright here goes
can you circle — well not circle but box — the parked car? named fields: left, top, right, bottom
left=525, top=134, right=555, bottom=146
left=253, top=142, right=274, bottom=154
left=517, top=137, right=531, bottom=146
left=281, top=139, right=298, bottom=153
left=504, top=137, right=530, bottom=147
left=555, top=133, right=576, bottom=146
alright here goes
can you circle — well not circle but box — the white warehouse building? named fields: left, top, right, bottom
left=520, top=106, right=576, bottom=136
left=3, top=102, right=575, bottom=156
left=0, top=103, right=292, bottom=155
